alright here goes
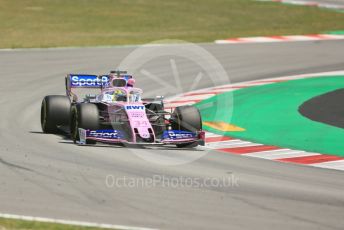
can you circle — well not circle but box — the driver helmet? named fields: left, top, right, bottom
left=114, top=89, right=127, bottom=101
left=127, top=78, right=135, bottom=87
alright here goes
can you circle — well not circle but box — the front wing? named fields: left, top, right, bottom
left=78, top=128, right=205, bottom=146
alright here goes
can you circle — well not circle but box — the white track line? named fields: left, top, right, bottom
left=0, top=213, right=157, bottom=230
left=208, top=88, right=237, bottom=92
left=204, top=132, right=223, bottom=138
left=164, top=102, right=193, bottom=108
left=215, top=34, right=344, bottom=44
left=206, top=140, right=256, bottom=148
left=245, top=150, right=319, bottom=160
left=311, top=160, right=344, bottom=170
left=263, top=151, right=320, bottom=160
left=174, top=94, right=215, bottom=101
left=256, top=0, right=344, bottom=11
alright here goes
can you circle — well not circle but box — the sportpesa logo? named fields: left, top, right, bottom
left=88, top=130, right=122, bottom=139
left=71, top=75, right=109, bottom=87
left=166, top=131, right=195, bottom=139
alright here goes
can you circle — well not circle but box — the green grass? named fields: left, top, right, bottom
left=327, top=30, right=344, bottom=35
left=0, top=0, right=344, bottom=48
left=0, top=217, right=115, bottom=230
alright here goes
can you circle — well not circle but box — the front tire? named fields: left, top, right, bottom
left=71, top=103, right=99, bottom=144
left=172, top=105, right=202, bottom=148
left=41, top=95, right=71, bottom=134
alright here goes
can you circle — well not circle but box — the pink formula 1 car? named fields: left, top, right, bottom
left=40, top=70, right=205, bottom=148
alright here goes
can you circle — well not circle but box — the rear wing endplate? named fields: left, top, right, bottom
left=65, top=74, right=109, bottom=101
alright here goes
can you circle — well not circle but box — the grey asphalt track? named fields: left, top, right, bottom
left=1, top=40, right=344, bottom=230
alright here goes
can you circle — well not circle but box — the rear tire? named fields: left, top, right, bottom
left=41, top=95, right=71, bottom=134
left=172, top=105, right=202, bottom=148
left=71, top=103, right=99, bottom=144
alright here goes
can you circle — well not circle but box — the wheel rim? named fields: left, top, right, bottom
left=41, top=99, right=47, bottom=131
left=71, top=108, right=79, bottom=142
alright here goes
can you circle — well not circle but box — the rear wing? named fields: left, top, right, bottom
left=65, top=74, right=109, bottom=102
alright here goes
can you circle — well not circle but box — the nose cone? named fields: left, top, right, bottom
left=138, top=127, right=151, bottom=139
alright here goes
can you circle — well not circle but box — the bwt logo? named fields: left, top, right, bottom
left=71, top=76, right=109, bottom=87
left=125, top=105, right=145, bottom=110
left=89, top=130, right=120, bottom=139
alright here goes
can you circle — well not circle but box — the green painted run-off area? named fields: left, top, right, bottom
left=195, top=76, right=344, bottom=157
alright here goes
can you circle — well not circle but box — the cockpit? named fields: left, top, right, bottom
left=99, top=88, right=142, bottom=103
